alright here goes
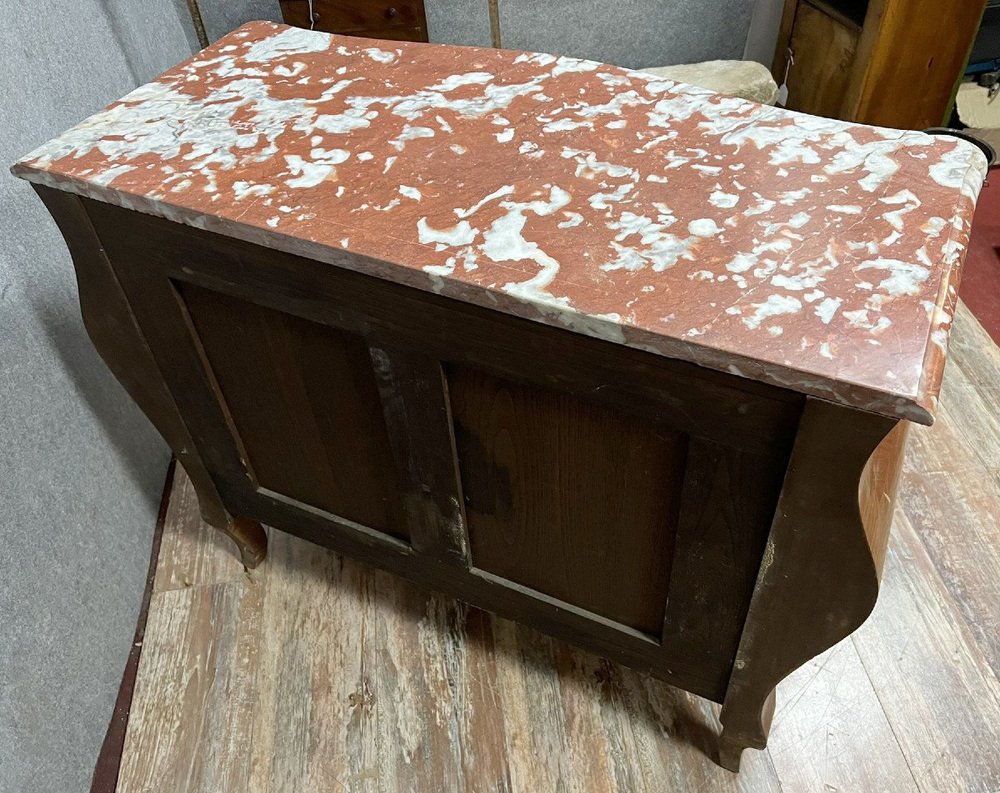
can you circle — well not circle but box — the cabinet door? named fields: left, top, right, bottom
left=785, top=2, right=860, bottom=117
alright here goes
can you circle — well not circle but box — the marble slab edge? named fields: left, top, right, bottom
left=15, top=159, right=964, bottom=426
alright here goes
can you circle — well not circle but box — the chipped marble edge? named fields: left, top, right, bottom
left=13, top=158, right=984, bottom=426
left=909, top=144, right=988, bottom=421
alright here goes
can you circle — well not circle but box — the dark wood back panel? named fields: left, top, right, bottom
left=449, top=364, right=687, bottom=636
left=81, top=200, right=800, bottom=455
left=82, top=197, right=804, bottom=700
left=179, top=283, right=407, bottom=538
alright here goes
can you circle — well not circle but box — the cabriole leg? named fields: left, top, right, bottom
left=224, top=515, right=267, bottom=569
left=716, top=398, right=906, bottom=771
left=718, top=689, right=775, bottom=771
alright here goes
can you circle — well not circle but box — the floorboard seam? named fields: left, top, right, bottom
left=849, top=634, right=923, bottom=792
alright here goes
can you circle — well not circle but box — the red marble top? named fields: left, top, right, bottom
left=13, top=22, right=987, bottom=423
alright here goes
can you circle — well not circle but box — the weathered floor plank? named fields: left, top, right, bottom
left=900, top=306, right=1000, bottom=680
left=901, top=414, right=1000, bottom=680
left=153, top=465, right=249, bottom=593
left=117, top=302, right=1000, bottom=792
left=766, top=641, right=918, bottom=793
left=852, top=511, right=1000, bottom=793
left=117, top=581, right=262, bottom=793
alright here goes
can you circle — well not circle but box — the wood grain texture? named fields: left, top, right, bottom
left=660, top=440, right=788, bottom=700
left=449, top=365, right=686, bottom=637
left=900, top=419, right=1000, bottom=674
left=77, top=188, right=992, bottom=781
left=116, top=300, right=1000, bottom=791
left=843, top=0, right=986, bottom=127
left=766, top=641, right=918, bottom=792
left=118, top=581, right=263, bottom=792
left=89, top=198, right=790, bottom=698
left=774, top=0, right=983, bottom=127
left=895, top=308, right=1000, bottom=683
left=180, top=283, right=407, bottom=539
left=121, top=512, right=783, bottom=793
left=153, top=465, right=253, bottom=593
left=278, top=0, right=429, bottom=41
left=784, top=2, right=860, bottom=117
left=852, top=511, right=1000, bottom=793
left=941, top=306, right=1000, bottom=494
left=859, top=418, right=909, bottom=575
left=719, top=398, right=899, bottom=768
left=368, top=345, right=468, bottom=564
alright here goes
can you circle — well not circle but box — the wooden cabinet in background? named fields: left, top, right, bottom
left=279, top=0, right=428, bottom=41
left=773, top=0, right=985, bottom=127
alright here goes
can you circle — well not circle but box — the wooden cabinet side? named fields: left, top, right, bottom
left=34, top=186, right=266, bottom=567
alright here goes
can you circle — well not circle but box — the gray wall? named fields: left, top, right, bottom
left=196, top=0, right=282, bottom=43
left=427, top=0, right=758, bottom=68
left=191, top=0, right=773, bottom=70
left=743, top=0, right=784, bottom=66
left=0, top=3, right=193, bottom=792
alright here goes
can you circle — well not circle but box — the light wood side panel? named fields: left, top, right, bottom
left=859, top=418, right=908, bottom=575
left=448, top=365, right=687, bottom=637
left=844, top=0, right=985, bottom=127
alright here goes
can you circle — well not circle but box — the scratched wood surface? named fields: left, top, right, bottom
left=116, top=302, right=1000, bottom=793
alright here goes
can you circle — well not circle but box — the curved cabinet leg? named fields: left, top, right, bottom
left=36, top=185, right=267, bottom=568
left=718, top=690, right=775, bottom=771
left=718, top=397, right=906, bottom=770
left=225, top=516, right=268, bottom=569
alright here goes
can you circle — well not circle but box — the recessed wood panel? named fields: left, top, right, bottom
left=178, top=283, right=407, bottom=539
left=448, top=365, right=687, bottom=636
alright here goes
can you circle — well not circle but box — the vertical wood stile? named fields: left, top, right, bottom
left=659, top=438, right=789, bottom=701
left=368, top=343, right=470, bottom=565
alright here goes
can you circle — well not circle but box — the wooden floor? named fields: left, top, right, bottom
left=115, top=303, right=1000, bottom=793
